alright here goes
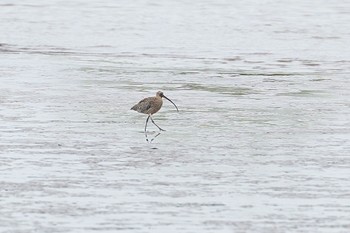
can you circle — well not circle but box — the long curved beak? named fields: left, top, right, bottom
left=163, top=95, right=179, bottom=112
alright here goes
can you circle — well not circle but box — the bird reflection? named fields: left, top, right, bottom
left=145, top=131, right=162, bottom=143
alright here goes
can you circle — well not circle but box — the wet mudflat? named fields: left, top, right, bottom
left=1, top=0, right=350, bottom=232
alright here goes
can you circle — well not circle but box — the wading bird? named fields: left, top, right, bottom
left=131, top=91, right=179, bottom=133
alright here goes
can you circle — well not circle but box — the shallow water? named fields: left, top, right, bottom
left=1, top=0, right=350, bottom=232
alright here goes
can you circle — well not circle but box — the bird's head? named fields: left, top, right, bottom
left=156, top=91, right=164, bottom=97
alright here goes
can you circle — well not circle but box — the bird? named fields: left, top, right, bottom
left=131, top=91, right=179, bottom=133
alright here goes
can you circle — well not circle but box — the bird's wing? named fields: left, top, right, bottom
left=131, top=97, right=152, bottom=112
left=138, top=97, right=152, bottom=110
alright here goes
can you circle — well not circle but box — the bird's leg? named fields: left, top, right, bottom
left=150, top=115, right=166, bottom=131
left=145, top=115, right=150, bottom=133
left=145, top=115, right=150, bottom=142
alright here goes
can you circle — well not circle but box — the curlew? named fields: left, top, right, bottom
left=131, top=91, right=179, bottom=133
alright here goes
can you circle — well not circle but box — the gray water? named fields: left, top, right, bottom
left=1, top=0, right=350, bottom=232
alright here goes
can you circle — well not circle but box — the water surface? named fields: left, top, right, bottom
left=1, top=0, right=350, bottom=232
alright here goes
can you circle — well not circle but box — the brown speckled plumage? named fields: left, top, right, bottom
left=131, top=91, right=163, bottom=115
